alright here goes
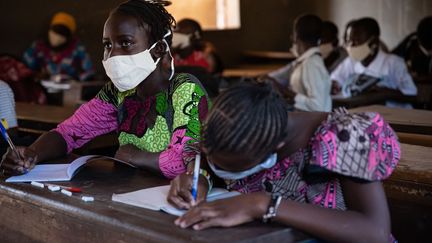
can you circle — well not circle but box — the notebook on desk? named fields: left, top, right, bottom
left=5, top=155, right=135, bottom=182
left=112, top=185, right=241, bottom=216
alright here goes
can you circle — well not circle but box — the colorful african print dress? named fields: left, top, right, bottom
left=55, top=73, right=210, bottom=178
left=226, top=109, right=400, bottom=241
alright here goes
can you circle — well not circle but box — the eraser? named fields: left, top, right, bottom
left=81, top=196, right=94, bottom=202
left=30, top=181, right=44, bottom=188
left=61, top=189, right=72, bottom=196
left=48, top=185, right=61, bottom=192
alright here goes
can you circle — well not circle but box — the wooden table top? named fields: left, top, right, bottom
left=0, top=158, right=309, bottom=243
left=349, top=105, right=432, bottom=135
left=332, top=90, right=406, bottom=108
left=16, top=102, right=76, bottom=124
left=222, top=64, right=284, bottom=78
left=394, top=143, right=432, bottom=185
left=242, top=50, right=296, bottom=60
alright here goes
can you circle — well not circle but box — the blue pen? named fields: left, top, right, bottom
left=0, top=121, right=27, bottom=173
left=191, top=153, right=201, bottom=202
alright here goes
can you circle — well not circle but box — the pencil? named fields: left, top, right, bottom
left=0, top=121, right=26, bottom=172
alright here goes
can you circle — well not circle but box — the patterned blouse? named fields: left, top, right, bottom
left=226, top=109, right=400, bottom=210
left=23, top=38, right=94, bottom=81
left=55, top=73, right=210, bottom=178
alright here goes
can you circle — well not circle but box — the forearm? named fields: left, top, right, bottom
left=28, top=131, right=68, bottom=163
left=127, top=148, right=161, bottom=174
left=271, top=199, right=389, bottom=243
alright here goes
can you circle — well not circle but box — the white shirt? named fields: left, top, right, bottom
left=331, top=50, right=418, bottom=96
left=0, top=80, right=17, bottom=128
left=269, top=47, right=332, bottom=112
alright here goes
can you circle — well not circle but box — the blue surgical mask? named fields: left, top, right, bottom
left=208, top=153, right=278, bottom=180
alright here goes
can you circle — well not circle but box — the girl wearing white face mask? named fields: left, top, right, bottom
left=169, top=82, right=399, bottom=243
left=1, top=0, right=211, bottom=181
left=23, top=12, right=95, bottom=81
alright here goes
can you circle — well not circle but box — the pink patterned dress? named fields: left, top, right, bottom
left=227, top=109, right=400, bottom=210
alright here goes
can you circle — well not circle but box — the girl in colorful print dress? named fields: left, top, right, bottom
left=1, top=0, right=210, bottom=179
left=169, top=82, right=399, bottom=242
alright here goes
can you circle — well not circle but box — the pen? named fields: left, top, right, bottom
left=0, top=121, right=27, bottom=173
left=191, top=153, right=201, bottom=202
left=44, top=183, right=82, bottom=193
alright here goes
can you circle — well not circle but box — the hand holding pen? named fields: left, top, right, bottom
left=0, top=122, right=37, bottom=175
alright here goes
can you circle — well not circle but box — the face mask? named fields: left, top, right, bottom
left=48, top=30, right=67, bottom=47
left=346, top=38, right=375, bottom=62
left=102, top=31, right=174, bottom=92
left=319, top=43, right=334, bottom=59
left=419, top=43, right=432, bottom=57
left=290, top=43, right=299, bottom=58
left=208, top=153, right=278, bottom=180
left=172, top=32, right=191, bottom=49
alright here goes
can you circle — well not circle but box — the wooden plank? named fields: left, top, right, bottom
left=16, top=102, right=76, bottom=125
left=0, top=158, right=309, bottom=243
left=222, top=64, right=284, bottom=78
left=396, top=132, right=432, bottom=147
left=349, top=105, right=432, bottom=135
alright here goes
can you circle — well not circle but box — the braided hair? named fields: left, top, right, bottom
left=202, top=82, right=289, bottom=161
left=111, top=0, right=176, bottom=45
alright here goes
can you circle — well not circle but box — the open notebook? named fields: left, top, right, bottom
left=112, top=185, right=241, bottom=216
left=6, top=155, right=135, bottom=182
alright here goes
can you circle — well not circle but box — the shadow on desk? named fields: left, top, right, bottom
left=0, top=158, right=311, bottom=243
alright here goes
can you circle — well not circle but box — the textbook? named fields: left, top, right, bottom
left=112, top=185, right=241, bottom=216
left=5, top=155, right=135, bottom=183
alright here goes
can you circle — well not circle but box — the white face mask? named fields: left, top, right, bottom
left=346, top=38, right=375, bottom=62
left=208, top=153, right=278, bottom=180
left=319, top=43, right=334, bottom=59
left=102, top=31, right=174, bottom=92
left=172, top=32, right=191, bottom=49
left=48, top=30, right=67, bottom=47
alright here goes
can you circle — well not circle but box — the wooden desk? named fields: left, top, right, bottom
left=222, top=64, right=284, bottom=78
left=242, top=50, right=296, bottom=60
left=384, top=143, right=432, bottom=242
left=16, top=102, right=77, bottom=133
left=332, top=89, right=405, bottom=108
left=349, top=105, right=432, bottom=135
left=0, top=158, right=309, bottom=242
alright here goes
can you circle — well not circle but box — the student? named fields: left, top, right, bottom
left=172, top=18, right=222, bottom=75
left=320, top=21, right=347, bottom=73
left=1, top=0, right=211, bottom=179
left=23, top=12, right=95, bottom=81
left=331, top=17, right=417, bottom=106
left=393, top=16, right=432, bottom=78
left=268, top=14, right=331, bottom=112
left=0, top=81, right=18, bottom=156
left=168, top=82, right=398, bottom=242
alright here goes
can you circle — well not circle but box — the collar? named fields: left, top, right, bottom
left=296, top=47, right=321, bottom=63
left=353, top=50, right=386, bottom=76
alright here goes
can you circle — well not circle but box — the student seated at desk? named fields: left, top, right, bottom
left=0, top=80, right=18, bottom=156
left=392, top=16, right=432, bottom=79
left=320, top=21, right=348, bottom=73
left=268, top=14, right=331, bottom=112
left=1, top=0, right=210, bottom=179
left=331, top=17, right=417, bottom=107
left=172, top=18, right=223, bottom=76
left=23, top=12, right=95, bottom=81
left=168, top=82, right=399, bottom=242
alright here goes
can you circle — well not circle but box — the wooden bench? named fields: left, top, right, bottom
left=0, top=158, right=310, bottom=243
left=384, top=143, right=432, bottom=242
left=350, top=105, right=432, bottom=135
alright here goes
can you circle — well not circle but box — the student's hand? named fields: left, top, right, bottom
left=168, top=172, right=209, bottom=210
left=331, top=81, right=341, bottom=95
left=114, top=144, right=138, bottom=164
left=175, top=192, right=269, bottom=230
left=1, top=147, right=38, bottom=175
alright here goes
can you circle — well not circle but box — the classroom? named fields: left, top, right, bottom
left=0, top=0, right=431, bottom=242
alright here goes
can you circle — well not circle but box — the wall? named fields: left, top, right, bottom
left=0, top=0, right=430, bottom=74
